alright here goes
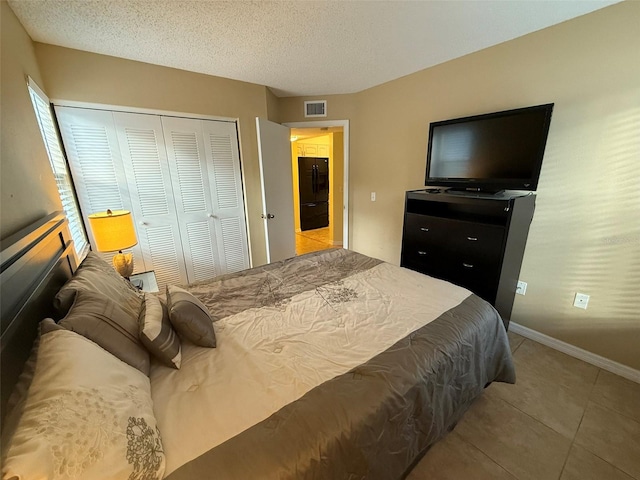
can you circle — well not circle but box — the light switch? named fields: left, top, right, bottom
left=370, top=192, right=376, bottom=202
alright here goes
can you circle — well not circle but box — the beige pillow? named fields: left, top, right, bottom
left=59, top=290, right=150, bottom=375
left=54, top=253, right=143, bottom=319
left=166, top=285, right=216, bottom=347
left=139, top=293, right=181, bottom=369
left=2, top=328, right=165, bottom=480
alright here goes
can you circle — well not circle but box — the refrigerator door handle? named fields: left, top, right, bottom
left=312, top=164, right=317, bottom=193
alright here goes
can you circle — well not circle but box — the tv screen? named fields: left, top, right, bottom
left=425, top=103, right=553, bottom=192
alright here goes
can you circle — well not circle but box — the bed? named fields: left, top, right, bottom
left=1, top=213, right=515, bottom=480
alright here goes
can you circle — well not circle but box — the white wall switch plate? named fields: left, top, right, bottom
left=516, top=281, right=527, bottom=295
left=370, top=192, right=376, bottom=201
left=573, top=292, right=590, bottom=309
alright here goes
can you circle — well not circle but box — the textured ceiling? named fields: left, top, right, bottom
left=9, top=0, right=619, bottom=97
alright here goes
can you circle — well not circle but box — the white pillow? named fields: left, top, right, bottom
left=2, top=328, right=165, bottom=480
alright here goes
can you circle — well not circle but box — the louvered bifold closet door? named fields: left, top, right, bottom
left=55, top=106, right=146, bottom=273
left=201, top=120, right=250, bottom=273
left=112, top=112, right=188, bottom=288
left=161, top=117, right=221, bottom=284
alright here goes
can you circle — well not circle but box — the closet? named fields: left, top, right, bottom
left=55, top=106, right=249, bottom=289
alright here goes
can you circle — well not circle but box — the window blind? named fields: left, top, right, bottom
left=27, top=77, right=89, bottom=260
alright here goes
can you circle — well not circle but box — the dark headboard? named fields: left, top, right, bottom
left=0, top=212, right=77, bottom=426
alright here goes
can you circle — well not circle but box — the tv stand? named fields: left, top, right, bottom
left=400, top=189, right=536, bottom=328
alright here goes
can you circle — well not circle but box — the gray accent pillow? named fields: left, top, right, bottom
left=59, top=290, right=150, bottom=375
left=139, top=294, right=182, bottom=369
left=54, top=252, right=143, bottom=320
left=166, top=285, right=216, bottom=348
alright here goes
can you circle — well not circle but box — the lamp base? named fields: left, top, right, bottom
left=112, top=252, right=134, bottom=278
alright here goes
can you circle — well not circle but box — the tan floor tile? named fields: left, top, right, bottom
left=590, top=370, right=640, bottom=423
left=560, top=444, right=635, bottom=480
left=575, top=402, right=640, bottom=479
left=454, top=391, right=572, bottom=480
left=512, top=340, right=599, bottom=396
left=506, top=331, right=525, bottom=353
left=489, top=361, right=589, bottom=438
left=408, top=431, right=517, bottom=480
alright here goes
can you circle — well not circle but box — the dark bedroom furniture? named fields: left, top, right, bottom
left=401, top=189, right=536, bottom=327
left=0, top=211, right=76, bottom=423
left=129, top=270, right=159, bottom=293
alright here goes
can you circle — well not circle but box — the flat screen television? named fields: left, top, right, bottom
left=425, top=103, right=554, bottom=193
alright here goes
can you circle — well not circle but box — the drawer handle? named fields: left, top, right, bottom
left=420, top=227, right=429, bottom=232
left=418, top=251, right=427, bottom=256
left=462, top=263, right=474, bottom=268
left=467, top=236, right=478, bottom=241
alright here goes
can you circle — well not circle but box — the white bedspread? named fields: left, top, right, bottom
left=150, top=262, right=470, bottom=476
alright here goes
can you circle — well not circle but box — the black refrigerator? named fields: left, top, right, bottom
left=298, top=157, right=329, bottom=231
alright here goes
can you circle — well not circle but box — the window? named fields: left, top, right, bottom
left=27, top=77, right=89, bottom=260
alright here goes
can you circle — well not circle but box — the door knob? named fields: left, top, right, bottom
left=208, top=213, right=217, bottom=219
left=261, top=213, right=275, bottom=219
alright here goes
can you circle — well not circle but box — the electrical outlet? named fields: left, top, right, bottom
left=516, top=281, right=527, bottom=295
left=573, top=292, right=590, bottom=309
left=370, top=192, right=376, bottom=202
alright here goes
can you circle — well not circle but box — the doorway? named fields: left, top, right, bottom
left=285, top=120, right=349, bottom=255
left=289, top=126, right=344, bottom=255
left=256, top=118, right=349, bottom=263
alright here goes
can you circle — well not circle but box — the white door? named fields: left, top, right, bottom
left=161, top=116, right=222, bottom=284
left=200, top=120, right=250, bottom=273
left=255, top=117, right=295, bottom=263
left=113, top=112, right=188, bottom=287
left=162, top=116, right=250, bottom=283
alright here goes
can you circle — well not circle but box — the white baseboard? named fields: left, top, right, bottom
left=509, top=322, right=640, bottom=384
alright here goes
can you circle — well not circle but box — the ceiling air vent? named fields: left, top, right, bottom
left=304, top=100, right=327, bottom=118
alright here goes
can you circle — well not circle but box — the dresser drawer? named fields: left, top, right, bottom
left=446, top=261, right=500, bottom=303
left=448, top=223, right=505, bottom=261
left=403, top=213, right=457, bottom=248
left=401, top=244, right=451, bottom=278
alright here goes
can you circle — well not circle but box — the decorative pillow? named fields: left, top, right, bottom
left=166, top=285, right=216, bottom=347
left=139, top=293, right=181, bottom=369
left=54, top=252, right=143, bottom=320
left=1, top=320, right=61, bottom=445
left=2, top=328, right=165, bottom=480
left=59, top=290, right=150, bottom=375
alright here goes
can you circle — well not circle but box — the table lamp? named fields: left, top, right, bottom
left=88, top=209, right=138, bottom=278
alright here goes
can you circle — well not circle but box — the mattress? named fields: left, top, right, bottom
left=150, top=249, right=515, bottom=479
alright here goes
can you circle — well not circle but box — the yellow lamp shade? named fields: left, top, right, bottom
left=88, top=210, right=138, bottom=252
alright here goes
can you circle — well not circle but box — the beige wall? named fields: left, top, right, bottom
left=279, top=2, right=640, bottom=369
left=33, top=43, right=270, bottom=266
left=1, top=1, right=61, bottom=239
left=265, top=87, right=281, bottom=122
left=330, top=133, right=344, bottom=244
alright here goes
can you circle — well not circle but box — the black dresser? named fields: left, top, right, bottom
left=400, top=189, right=536, bottom=327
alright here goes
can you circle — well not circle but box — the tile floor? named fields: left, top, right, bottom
left=408, top=332, right=640, bottom=480
left=295, top=227, right=339, bottom=255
